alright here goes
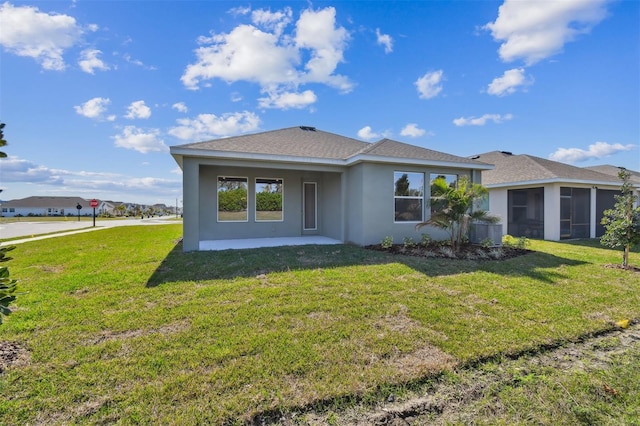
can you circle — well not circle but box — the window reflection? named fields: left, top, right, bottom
left=217, top=176, right=248, bottom=222
left=255, top=178, right=283, bottom=221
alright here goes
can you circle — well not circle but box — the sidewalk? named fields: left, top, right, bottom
left=0, top=217, right=179, bottom=246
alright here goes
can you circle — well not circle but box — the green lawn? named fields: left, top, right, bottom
left=0, top=224, right=638, bottom=424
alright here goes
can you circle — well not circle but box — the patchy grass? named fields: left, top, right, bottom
left=0, top=226, right=638, bottom=424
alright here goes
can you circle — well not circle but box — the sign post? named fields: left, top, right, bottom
left=90, top=199, right=98, bottom=227
left=76, top=203, right=82, bottom=222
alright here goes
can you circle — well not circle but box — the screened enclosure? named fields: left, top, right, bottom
left=507, top=188, right=544, bottom=238
left=595, top=189, right=618, bottom=237
left=560, top=187, right=590, bottom=239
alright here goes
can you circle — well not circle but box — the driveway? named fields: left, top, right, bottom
left=0, top=217, right=179, bottom=246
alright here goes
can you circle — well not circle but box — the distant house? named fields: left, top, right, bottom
left=0, top=196, right=92, bottom=217
left=170, top=126, right=493, bottom=251
left=584, top=165, right=640, bottom=184
left=474, top=151, right=640, bottom=240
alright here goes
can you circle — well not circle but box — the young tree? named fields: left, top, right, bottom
left=416, top=176, right=499, bottom=251
left=0, top=247, right=17, bottom=324
left=0, top=122, right=7, bottom=158
left=0, top=122, right=17, bottom=324
left=600, top=169, right=640, bottom=268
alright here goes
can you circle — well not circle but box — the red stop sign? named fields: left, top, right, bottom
left=90, top=199, right=99, bottom=208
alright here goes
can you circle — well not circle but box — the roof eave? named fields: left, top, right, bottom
left=169, top=147, right=347, bottom=167
left=485, top=177, right=626, bottom=189
left=346, top=154, right=494, bottom=170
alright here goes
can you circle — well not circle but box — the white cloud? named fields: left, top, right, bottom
left=295, top=7, right=352, bottom=91
left=0, top=2, right=85, bottom=70
left=182, top=24, right=298, bottom=89
left=357, top=126, right=380, bottom=141
left=74, top=97, right=115, bottom=121
left=400, top=123, right=426, bottom=137
left=415, top=70, right=444, bottom=99
left=125, top=100, right=152, bottom=119
left=453, top=113, right=514, bottom=127
left=484, top=0, right=609, bottom=65
left=258, top=90, right=317, bottom=109
left=228, top=6, right=251, bottom=17
left=251, top=7, right=292, bottom=37
left=487, top=68, right=532, bottom=96
left=376, top=28, right=393, bottom=54
left=0, top=156, right=181, bottom=204
left=0, top=156, right=64, bottom=184
left=172, top=102, right=188, bottom=113
left=549, top=142, right=636, bottom=164
left=113, top=126, right=167, bottom=153
left=168, top=111, right=261, bottom=141
left=78, top=48, right=109, bottom=74
left=181, top=6, right=352, bottom=107
left=122, top=53, right=156, bottom=70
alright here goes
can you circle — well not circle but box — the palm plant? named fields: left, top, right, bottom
left=417, top=176, right=499, bottom=251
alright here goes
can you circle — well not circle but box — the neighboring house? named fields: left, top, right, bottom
left=473, top=151, right=640, bottom=241
left=97, top=200, right=118, bottom=216
left=0, top=196, right=92, bottom=217
left=584, top=164, right=640, bottom=185
left=170, top=126, right=493, bottom=251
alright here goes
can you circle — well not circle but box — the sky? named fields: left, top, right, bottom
left=1, top=0, right=638, bottom=206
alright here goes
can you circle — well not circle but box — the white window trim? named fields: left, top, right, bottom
left=394, top=171, right=425, bottom=223
left=217, top=175, right=249, bottom=223
left=255, top=177, right=284, bottom=222
left=303, top=182, right=318, bottom=231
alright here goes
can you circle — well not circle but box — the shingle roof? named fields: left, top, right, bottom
left=474, top=151, right=623, bottom=186
left=171, top=126, right=490, bottom=168
left=174, top=127, right=369, bottom=160
left=584, top=165, right=640, bottom=184
left=357, top=138, right=487, bottom=165
left=1, top=196, right=90, bottom=208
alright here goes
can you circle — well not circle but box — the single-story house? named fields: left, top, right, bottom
left=0, top=196, right=93, bottom=217
left=473, top=151, right=640, bottom=241
left=170, top=126, right=494, bottom=251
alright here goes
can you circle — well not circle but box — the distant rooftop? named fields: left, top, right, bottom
left=473, top=151, right=629, bottom=186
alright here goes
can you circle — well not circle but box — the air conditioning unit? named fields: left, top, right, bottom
left=470, top=222, right=503, bottom=246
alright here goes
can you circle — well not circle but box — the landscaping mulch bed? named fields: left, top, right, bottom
left=365, top=243, right=531, bottom=261
left=604, top=263, right=640, bottom=273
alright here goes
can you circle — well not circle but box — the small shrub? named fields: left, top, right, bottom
left=474, top=248, right=490, bottom=260
left=502, top=234, right=516, bottom=247
left=489, top=248, right=505, bottom=259
left=420, top=233, right=432, bottom=247
left=438, top=246, right=456, bottom=258
left=504, top=235, right=530, bottom=249
left=381, top=236, right=394, bottom=250
left=516, top=236, right=530, bottom=249
left=403, top=237, right=416, bottom=249
left=480, top=237, right=494, bottom=248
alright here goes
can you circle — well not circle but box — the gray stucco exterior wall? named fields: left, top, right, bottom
left=346, top=163, right=475, bottom=246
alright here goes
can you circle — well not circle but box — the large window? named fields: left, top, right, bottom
left=255, top=178, right=283, bottom=221
left=429, top=173, right=458, bottom=213
left=394, top=172, right=424, bottom=222
left=217, top=176, right=248, bottom=222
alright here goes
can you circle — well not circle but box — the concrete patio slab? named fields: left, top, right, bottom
left=199, top=236, right=342, bottom=251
